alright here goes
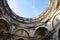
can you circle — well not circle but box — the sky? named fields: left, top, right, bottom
left=7, top=0, right=49, bottom=18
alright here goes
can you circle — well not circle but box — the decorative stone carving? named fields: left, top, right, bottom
left=0, top=0, right=60, bottom=40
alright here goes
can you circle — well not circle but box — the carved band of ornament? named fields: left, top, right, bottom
left=52, top=12, right=60, bottom=28
left=1, top=0, right=50, bottom=23
left=12, top=29, right=30, bottom=40
left=2, top=0, right=59, bottom=24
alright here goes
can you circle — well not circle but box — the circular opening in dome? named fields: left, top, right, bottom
left=7, top=0, right=49, bottom=18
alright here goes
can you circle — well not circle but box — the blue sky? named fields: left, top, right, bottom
left=7, top=0, right=49, bottom=18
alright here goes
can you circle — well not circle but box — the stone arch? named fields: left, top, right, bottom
left=0, top=19, right=10, bottom=32
left=34, top=27, right=49, bottom=40
left=14, top=29, right=30, bottom=40
left=0, top=19, right=10, bottom=40
left=52, top=11, right=60, bottom=29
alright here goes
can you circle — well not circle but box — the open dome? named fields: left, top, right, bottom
left=7, top=0, right=49, bottom=18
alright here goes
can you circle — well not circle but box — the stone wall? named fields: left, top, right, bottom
left=0, top=0, right=60, bottom=40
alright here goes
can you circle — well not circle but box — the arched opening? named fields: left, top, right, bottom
left=58, top=29, right=60, bottom=40
left=0, top=19, right=9, bottom=33
left=0, top=19, right=10, bottom=40
left=17, top=38, right=24, bottom=40
left=7, top=0, right=49, bottom=18
left=35, top=27, right=48, bottom=40
left=14, top=29, right=30, bottom=40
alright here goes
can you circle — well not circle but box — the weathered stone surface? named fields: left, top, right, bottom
left=0, top=0, right=60, bottom=40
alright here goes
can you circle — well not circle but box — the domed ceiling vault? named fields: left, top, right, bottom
left=0, top=0, right=59, bottom=24
left=0, top=0, right=60, bottom=40
left=0, top=0, right=59, bottom=30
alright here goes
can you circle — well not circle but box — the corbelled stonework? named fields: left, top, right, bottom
left=0, top=0, right=60, bottom=40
